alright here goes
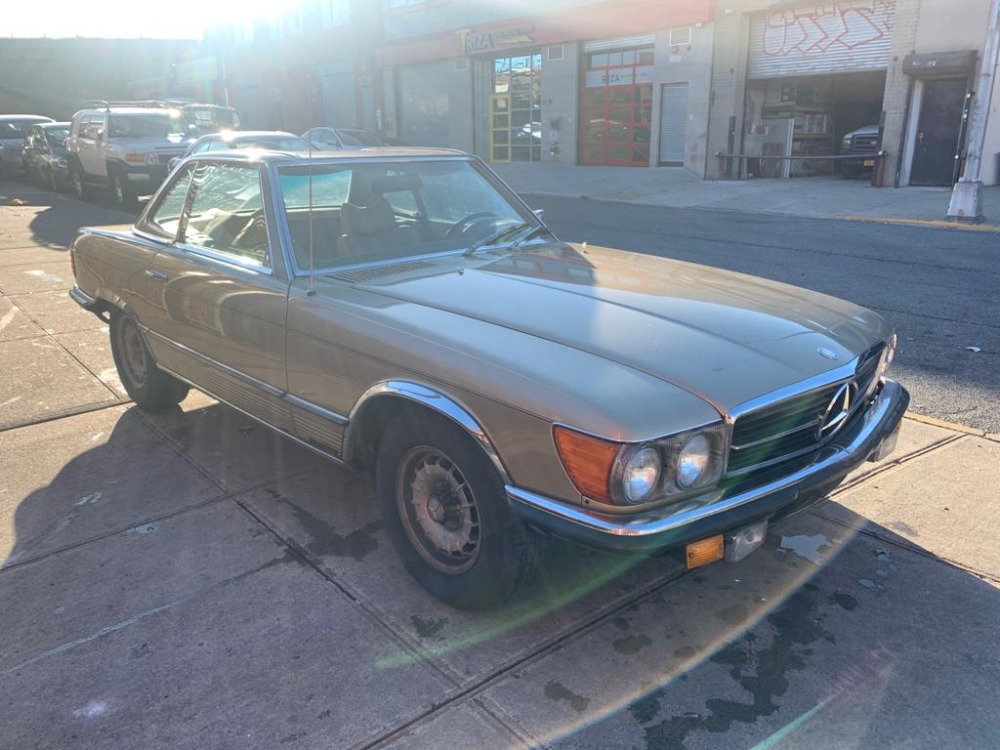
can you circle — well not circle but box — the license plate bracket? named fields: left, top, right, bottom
left=724, top=519, right=769, bottom=563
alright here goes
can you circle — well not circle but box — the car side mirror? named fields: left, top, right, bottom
left=532, top=209, right=545, bottom=222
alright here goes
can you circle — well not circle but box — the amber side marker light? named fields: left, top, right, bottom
left=553, top=426, right=619, bottom=503
left=686, top=535, right=725, bottom=569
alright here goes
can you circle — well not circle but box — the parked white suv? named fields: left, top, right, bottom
left=66, top=106, right=191, bottom=209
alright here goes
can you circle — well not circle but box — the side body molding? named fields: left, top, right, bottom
left=345, top=380, right=511, bottom=483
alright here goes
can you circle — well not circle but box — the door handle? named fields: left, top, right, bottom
left=144, top=269, right=168, bottom=281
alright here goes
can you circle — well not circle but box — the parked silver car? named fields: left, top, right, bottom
left=69, top=149, right=909, bottom=609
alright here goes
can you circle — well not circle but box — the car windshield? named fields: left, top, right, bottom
left=185, top=106, right=241, bottom=133
left=44, top=126, right=70, bottom=145
left=277, top=159, right=532, bottom=270
left=108, top=114, right=186, bottom=138
left=0, top=119, right=48, bottom=138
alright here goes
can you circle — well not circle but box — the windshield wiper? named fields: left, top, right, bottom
left=509, top=225, right=552, bottom=250
left=463, top=222, right=531, bottom=256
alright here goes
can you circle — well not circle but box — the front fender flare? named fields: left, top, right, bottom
left=345, top=380, right=511, bottom=484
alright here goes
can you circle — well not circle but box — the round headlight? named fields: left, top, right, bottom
left=621, top=445, right=661, bottom=504
left=676, top=434, right=712, bottom=489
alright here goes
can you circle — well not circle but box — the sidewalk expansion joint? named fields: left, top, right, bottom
left=809, top=507, right=1000, bottom=586
left=0, top=398, right=127, bottom=434
left=0, top=464, right=326, bottom=577
left=359, top=565, right=693, bottom=750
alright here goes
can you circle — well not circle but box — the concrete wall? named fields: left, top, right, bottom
left=0, top=38, right=199, bottom=121
left=649, top=23, right=715, bottom=173
left=880, top=0, right=921, bottom=186
left=914, top=0, right=989, bottom=52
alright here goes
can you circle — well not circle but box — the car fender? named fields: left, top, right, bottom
left=344, top=379, right=511, bottom=483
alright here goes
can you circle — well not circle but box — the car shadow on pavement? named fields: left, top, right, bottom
left=1, top=179, right=136, bottom=250
left=3, top=398, right=999, bottom=749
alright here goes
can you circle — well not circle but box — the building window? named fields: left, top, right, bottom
left=322, top=0, right=351, bottom=27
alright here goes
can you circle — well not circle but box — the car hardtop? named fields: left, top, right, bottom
left=72, top=106, right=185, bottom=121
left=1, top=114, right=54, bottom=122
left=175, top=146, right=471, bottom=167
left=38, top=121, right=72, bottom=130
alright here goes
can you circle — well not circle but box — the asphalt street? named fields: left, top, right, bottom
left=533, top=196, right=1000, bottom=434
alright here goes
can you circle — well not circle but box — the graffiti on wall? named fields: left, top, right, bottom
left=762, top=1, right=894, bottom=57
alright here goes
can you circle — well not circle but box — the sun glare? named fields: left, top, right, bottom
left=9, top=0, right=302, bottom=39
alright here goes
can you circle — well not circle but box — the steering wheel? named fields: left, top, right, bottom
left=444, top=212, right=499, bottom=239
left=231, top=209, right=268, bottom=256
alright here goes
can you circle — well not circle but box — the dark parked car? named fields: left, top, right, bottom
left=22, top=122, right=72, bottom=191
left=302, top=127, right=388, bottom=149
left=0, top=115, right=54, bottom=179
left=168, top=130, right=313, bottom=170
left=840, top=124, right=880, bottom=178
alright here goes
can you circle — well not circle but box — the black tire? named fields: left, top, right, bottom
left=109, top=311, right=189, bottom=412
left=70, top=165, right=91, bottom=200
left=111, top=171, right=138, bottom=211
left=376, top=409, right=541, bottom=610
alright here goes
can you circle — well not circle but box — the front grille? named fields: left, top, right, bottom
left=727, top=343, right=886, bottom=477
left=851, top=135, right=878, bottom=151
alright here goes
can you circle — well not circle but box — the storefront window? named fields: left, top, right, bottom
left=580, top=46, right=654, bottom=166
left=490, top=52, right=542, bottom=163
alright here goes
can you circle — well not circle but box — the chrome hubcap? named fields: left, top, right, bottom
left=397, top=447, right=480, bottom=574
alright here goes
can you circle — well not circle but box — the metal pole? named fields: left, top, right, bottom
left=947, top=0, right=1000, bottom=222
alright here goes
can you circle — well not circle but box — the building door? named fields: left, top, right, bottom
left=910, top=79, right=966, bottom=186
left=491, top=53, right=542, bottom=162
left=658, top=83, right=688, bottom=166
left=580, top=46, right=654, bottom=166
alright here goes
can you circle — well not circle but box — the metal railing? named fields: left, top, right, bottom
left=714, top=150, right=889, bottom=187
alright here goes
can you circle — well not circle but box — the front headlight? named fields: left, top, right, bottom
left=676, top=434, right=712, bottom=489
left=619, top=445, right=661, bottom=504
left=554, top=423, right=727, bottom=507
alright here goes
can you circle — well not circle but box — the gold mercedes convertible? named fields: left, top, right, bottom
left=69, top=148, right=908, bottom=609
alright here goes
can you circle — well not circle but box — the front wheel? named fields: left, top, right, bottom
left=70, top=165, right=91, bottom=200
left=110, top=311, right=189, bottom=412
left=376, top=410, right=541, bottom=610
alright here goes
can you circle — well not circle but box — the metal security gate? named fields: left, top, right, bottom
left=748, top=0, right=895, bottom=79
left=658, top=83, right=688, bottom=166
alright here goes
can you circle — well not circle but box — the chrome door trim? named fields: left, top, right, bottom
left=285, top=393, right=349, bottom=426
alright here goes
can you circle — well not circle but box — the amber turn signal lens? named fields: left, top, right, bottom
left=685, top=535, right=724, bottom=569
left=553, top=426, right=620, bottom=503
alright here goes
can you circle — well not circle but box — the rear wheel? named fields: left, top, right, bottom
left=110, top=311, right=189, bottom=412
left=376, top=409, right=541, bottom=610
left=111, top=172, right=138, bottom=210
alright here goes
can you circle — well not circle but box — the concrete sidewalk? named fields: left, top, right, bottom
left=492, top=162, right=1000, bottom=228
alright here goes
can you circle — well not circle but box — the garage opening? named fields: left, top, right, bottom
left=742, top=70, right=886, bottom=178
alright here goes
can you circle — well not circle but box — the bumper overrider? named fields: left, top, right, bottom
left=507, top=379, right=909, bottom=554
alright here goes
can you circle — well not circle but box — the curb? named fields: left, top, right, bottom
left=835, top=215, right=1000, bottom=232
left=903, top=411, right=988, bottom=437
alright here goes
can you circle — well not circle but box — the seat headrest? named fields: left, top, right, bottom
left=341, top=198, right=395, bottom=235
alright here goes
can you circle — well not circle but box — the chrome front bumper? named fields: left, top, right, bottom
left=506, top=379, right=909, bottom=554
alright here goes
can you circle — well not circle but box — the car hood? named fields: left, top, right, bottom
left=340, top=242, right=890, bottom=413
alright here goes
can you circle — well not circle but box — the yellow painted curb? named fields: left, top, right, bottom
left=836, top=215, right=1000, bottom=232
left=903, top=411, right=986, bottom=437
